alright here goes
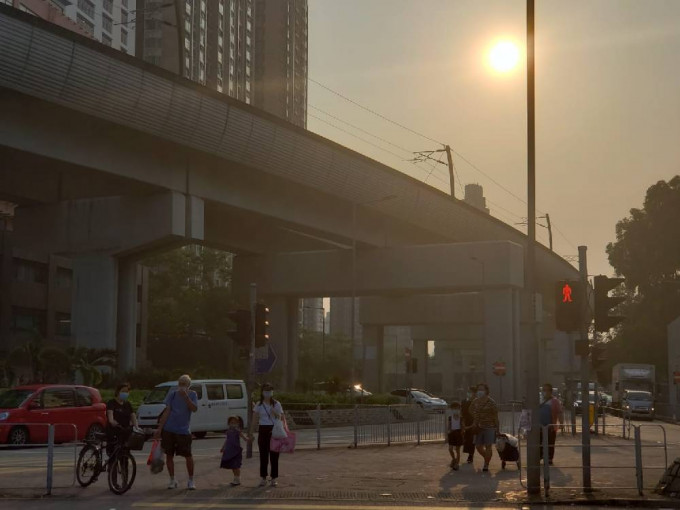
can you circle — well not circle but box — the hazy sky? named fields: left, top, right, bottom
left=307, top=0, right=680, bottom=277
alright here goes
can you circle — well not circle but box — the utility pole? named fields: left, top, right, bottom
left=246, top=283, right=257, bottom=459
left=525, top=0, right=541, bottom=495
left=410, top=145, right=456, bottom=198
left=579, top=246, right=592, bottom=491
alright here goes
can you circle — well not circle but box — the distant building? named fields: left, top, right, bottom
left=0, top=202, right=148, bottom=368
left=2, top=0, right=136, bottom=54
left=329, top=297, right=361, bottom=342
left=135, top=0, right=307, bottom=125
left=464, top=183, right=490, bottom=214
left=300, top=297, right=323, bottom=333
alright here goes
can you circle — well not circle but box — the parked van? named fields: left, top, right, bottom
left=137, top=379, right=248, bottom=438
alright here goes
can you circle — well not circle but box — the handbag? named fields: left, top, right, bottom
left=264, top=403, right=288, bottom=439
left=270, top=415, right=296, bottom=453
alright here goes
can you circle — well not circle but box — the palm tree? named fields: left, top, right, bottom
left=67, top=347, right=117, bottom=386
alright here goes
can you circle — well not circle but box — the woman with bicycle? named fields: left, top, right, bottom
left=106, top=382, right=138, bottom=457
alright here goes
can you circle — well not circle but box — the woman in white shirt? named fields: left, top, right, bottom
left=253, top=382, right=284, bottom=487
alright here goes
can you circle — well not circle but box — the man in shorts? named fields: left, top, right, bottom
left=154, top=374, right=198, bottom=490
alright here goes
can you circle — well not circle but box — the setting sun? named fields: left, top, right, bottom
left=489, top=41, right=520, bottom=72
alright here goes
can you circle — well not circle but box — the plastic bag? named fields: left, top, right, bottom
left=272, top=417, right=288, bottom=439
left=270, top=415, right=295, bottom=453
left=147, top=439, right=165, bottom=474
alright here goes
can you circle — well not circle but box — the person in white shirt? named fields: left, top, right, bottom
left=253, top=383, right=284, bottom=487
left=447, top=401, right=464, bottom=471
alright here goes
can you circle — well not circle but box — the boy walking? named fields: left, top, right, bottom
left=447, top=402, right=464, bottom=470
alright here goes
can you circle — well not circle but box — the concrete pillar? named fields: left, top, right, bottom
left=268, top=296, right=300, bottom=391
left=412, top=339, right=428, bottom=389
left=483, top=289, right=519, bottom=403
left=361, top=325, right=384, bottom=392
left=0, top=228, right=12, bottom=351
left=286, top=297, right=299, bottom=391
left=117, top=258, right=137, bottom=373
left=72, top=255, right=118, bottom=351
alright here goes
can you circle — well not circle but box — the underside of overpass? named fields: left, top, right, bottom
left=0, top=7, right=580, bottom=390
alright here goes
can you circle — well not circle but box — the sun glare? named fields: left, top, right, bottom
left=489, top=41, right=519, bottom=73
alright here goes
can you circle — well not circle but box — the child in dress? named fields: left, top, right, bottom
left=220, top=415, right=249, bottom=486
left=447, top=402, right=464, bottom=470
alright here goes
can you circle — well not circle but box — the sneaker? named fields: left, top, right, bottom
left=167, top=479, right=178, bottom=489
left=270, top=479, right=278, bottom=487
left=259, top=478, right=267, bottom=487
left=467, top=455, right=474, bottom=464
left=482, top=464, right=489, bottom=472
left=453, top=463, right=459, bottom=471
left=230, top=478, right=241, bottom=486
left=450, top=459, right=456, bottom=469
left=187, top=479, right=196, bottom=490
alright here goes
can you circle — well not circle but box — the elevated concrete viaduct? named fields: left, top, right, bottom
left=0, top=8, right=580, bottom=390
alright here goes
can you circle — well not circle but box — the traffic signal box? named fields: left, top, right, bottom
left=227, top=309, right=251, bottom=348
left=593, top=275, right=625, bottom=332
left=255, top=303, right=270, bottom=348
left=555, top=280, right=583, bottom=332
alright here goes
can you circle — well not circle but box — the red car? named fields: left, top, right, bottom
left=0, top=385, right=107, bottom=445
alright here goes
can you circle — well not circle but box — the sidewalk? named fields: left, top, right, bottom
left=1, top=434, right=679, bottom=507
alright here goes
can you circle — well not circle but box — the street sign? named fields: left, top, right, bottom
left=492, top=361, right=506, bottom=376
left=254, top=344, right=277, bottom=374
left=674, top=371, right=680, bottom=384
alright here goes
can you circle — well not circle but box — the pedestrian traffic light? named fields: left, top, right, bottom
left=227, top=309, right=251, bottom=348
left=593, top=275, right=625, bottom=332
left=555, top=280, right=583, bottom=332
left=255, top=303, right=269, bottom=348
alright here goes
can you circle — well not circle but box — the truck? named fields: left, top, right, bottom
left=612, top=363, right=656, bottom=410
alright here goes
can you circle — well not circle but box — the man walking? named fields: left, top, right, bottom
left=154, top=374, right=198, bottom=489
left=539, top=383, right=564, bottom=465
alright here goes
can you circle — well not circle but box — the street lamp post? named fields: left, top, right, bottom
left=350, top=195, right=397, bottom=387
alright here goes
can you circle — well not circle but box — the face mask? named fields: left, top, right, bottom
left=119, top=392, right=129, bottom=401
left=263, top=391, right=273, bottom=399
left=477, top=391, right=485, bottom=398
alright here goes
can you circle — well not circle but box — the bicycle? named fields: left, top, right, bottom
left=76, top=427, right=143, bottom=495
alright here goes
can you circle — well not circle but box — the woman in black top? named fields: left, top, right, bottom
left=106, top=382, right=138, bottom=456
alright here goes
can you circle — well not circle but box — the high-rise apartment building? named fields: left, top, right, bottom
left=253, top=0, right=307, bottom=127
left=2, top=0, right=136, bottom=54
left=135, top=0, right=306, bottom=124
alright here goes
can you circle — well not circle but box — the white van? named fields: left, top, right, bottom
left=137, top=379, right=248, bottom=438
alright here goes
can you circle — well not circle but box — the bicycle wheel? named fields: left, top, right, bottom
left=76, top=444, right=101, bottom=487
left=108, top=451, right=137, bottom=495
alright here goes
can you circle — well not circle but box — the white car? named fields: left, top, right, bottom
left=137, top=379, right=248, bottom=438
left=390, top=388, right=448, bottom=412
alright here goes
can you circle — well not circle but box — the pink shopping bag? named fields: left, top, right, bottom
left=270, top=415, right=296, bottom=453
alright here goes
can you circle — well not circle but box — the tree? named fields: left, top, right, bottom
left=67, top=347, right=117, bottom=386
left=297, top=329, right=351, bottom=389
left=605, top=176, right=680, bottom=389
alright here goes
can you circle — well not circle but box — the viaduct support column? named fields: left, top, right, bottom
left=117, top=258, right=137, bottom=374
left=361, top=325, right=384, bottom=392
left=412, top=339, right=428, bottom=389
left=268, top=297, right=299, bottom=391
left=483, top=289, right=520, bottom=403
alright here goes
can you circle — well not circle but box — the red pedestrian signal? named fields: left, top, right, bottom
left=555, top=280, right=582, bottom=332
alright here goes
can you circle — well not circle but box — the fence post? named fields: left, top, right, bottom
left=634, top=425, right=643, bottom=496
left=45, top=424, right=54, bottom=496
left=416, top=407, right=421, bottom=445
left=622, top=414, right=626, bottom=439
left=512, top=403, right=516, bottom=436
left=542, top=425, right=550, bottom=498
left=387, top=405, right=393, bottom=446
left=316, top=404, right=321, bottom=450
left=353, top=405, right=358, bottom=448
left=602, top=408, right=606, bottom=435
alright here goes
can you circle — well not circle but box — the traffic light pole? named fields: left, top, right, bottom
left=578, top=246, right=592, bottom=491
left=246, top=282, right=257, bottom=459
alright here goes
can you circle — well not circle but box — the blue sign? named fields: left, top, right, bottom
left=254, top=344, right=277, bottom=374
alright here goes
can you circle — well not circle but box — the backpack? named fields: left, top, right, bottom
left=655, top=458, right=680, bottom=497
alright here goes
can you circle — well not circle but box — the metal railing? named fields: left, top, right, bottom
left=0, top=423, right=78, bottom=494
left=519, top=422, right=668, bottom=497
left=282, top=402, right=523, bottom=449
